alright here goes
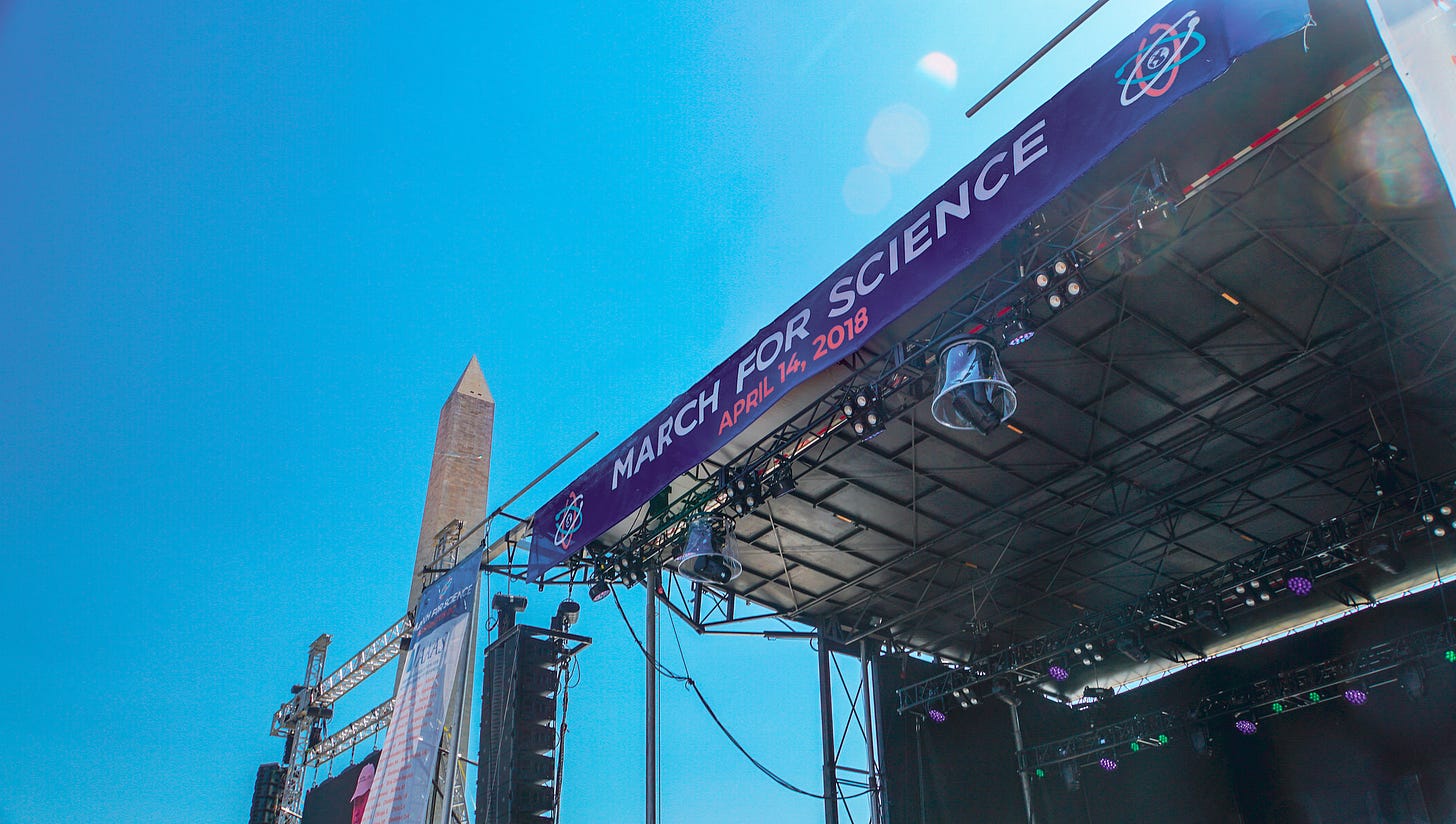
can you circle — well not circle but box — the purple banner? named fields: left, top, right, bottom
left=528, top=0, right=1308, bottom=581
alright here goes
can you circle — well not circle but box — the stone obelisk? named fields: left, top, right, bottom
left=408, top=355, right=494, bottom=611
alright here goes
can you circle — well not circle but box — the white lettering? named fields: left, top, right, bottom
left=975, top=152, right=1009, bottom=200
left=674, top=398, right=697, bottom=437
left=612, top=450, right=635, bottom=490
left=935, top=181, right=970, bottom=239
left=828, top=275, right=856, bottom=318
left=855, top=252, right=885, bottom=299
left=1014, top=119, right=1048, bottom=173
left=903, top=212, right=932, bottom=264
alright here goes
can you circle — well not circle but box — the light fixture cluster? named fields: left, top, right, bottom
left=842, top=386, right=887, bottom=441
left=1030, top=253, right=1087, bottom=313
left=720, top=466, right=763, bottom=516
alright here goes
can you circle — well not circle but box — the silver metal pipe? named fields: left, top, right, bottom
left=645, top=570, right=658, bottom=824
left=818, top=633, right=839, bottom=824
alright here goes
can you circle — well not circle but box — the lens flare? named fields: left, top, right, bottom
left=867, top=104, right=929, bottom=172
left=916, top=51, right=958, bottom=90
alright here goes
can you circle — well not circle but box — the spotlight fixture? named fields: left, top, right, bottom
left=1047, top=291, right=1066, bottom=311
left=1286, top=574, right=1314, bottom=597
left=618, top=558, right=646, bottom=588
left=1234, top=715, right=1258, bottom=736
left=1367, top=441, right=1405, bottom=499
left=1064, top=276, right=1085, bottom=300
left=1098, top=756, right=1118, bottom=772
left=931, top=337, right=1018, bottom=434
left=1343, top=685, right=1369, bottom=706
left=1002, top=315, right=1037, bottom=347
left=1051, top=255, right=1077, bottom=277
left=1048, top=664, right=1070, bottom=682
left=1364, top=533, right=1406, bottom=576
left=1115, top=633, right=1150, bottom=664
left=671, top=514, right=742, bottom=585
left=763, top=464, right=796, bottom=498
left=927, top=708, right=947, bottom=724
left=720, top=467, right=763, bottom=516
left=588, top=579, right=612, bottom=603
left=1194, top=601, right=1230, bottom=637
left=1033, top=270, right=1053, bottom=290
left=1398, top=662, right=1426, bottom=699
left=842, top=386, right=887, bottom=442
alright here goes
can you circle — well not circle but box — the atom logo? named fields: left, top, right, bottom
left=553, top=492, right=585, bottom=550
left=1115, top=10, right=1206, bottom=107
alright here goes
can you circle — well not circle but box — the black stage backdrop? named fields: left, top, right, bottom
left=877, top=585, right=1456, bottom=824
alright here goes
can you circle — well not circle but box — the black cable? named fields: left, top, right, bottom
left=608, top=582, right=872, bottom=802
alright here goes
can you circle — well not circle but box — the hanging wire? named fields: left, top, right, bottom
left=608, top=581, right=871, bottom=801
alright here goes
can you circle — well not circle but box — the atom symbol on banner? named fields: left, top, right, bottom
left=1115, top=10, right=1206, bottom=107
left=553, top=492, right=585, bottom=550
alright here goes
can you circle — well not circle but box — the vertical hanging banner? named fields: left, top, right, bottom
left=361, top=548, right=483, bottom=824
left=1366, top=0, right=1456, bottom=206
left=526, top=0, right=1310, bottom=581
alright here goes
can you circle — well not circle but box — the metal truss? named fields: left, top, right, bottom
left=582, top=162, right=1180, bottom=584
left=1020, top=616, right=1456, bottom=772
left=897, top=473, right=1456, bottom=714
left=304, top=697, right=394, bottom=767
left=274, top=634, right=332, bottom=820
left=271, top=615, right=411, bottom=735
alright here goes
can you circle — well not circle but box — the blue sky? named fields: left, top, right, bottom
left=0, top=1, right=1171, bottom=821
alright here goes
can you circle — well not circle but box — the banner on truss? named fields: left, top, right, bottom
left=526, top=0, right=1311, bottom=581
left=1366, top=0, right=1456, bottom=206
left=360, top=548, right=482, bottom=824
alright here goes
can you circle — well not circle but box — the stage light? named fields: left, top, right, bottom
left=672, top=515, right=742, bottom=585
left=1116, top=633, right=1150, bottom=664
left=1190, top=725, right=1210, bottom=754
left=1234, top=716, right=1258, bottom=736
left=843, top=386, right=887, bottom=442
left=588, top=580, right=612, bottom=603
left=1035, top=768, right=1045, bottom=779
left=1061, top=761, right=1080, bottom=791
left=932, top=337, right=1018, bottom=434
left=1098, top=756, right=1118, bottom=772
left=1194, top=600, right=1230, bottom=636
left=1052, top=255, right=1076, bottom=277
left=1033, top=271, right=1052, bottom=290
left=764, top=465, right=796, bottom=498
left=1064, top=277, right=1084, bottom=299
left=1287, top=575, right=1313, bottom=596
left=1048, top=664, right=1070, bottom=682
left=1130, top=741, right=1140, bottom=752
left=1271, top=701, right=1285, bottom=713
left=1445, top=650, right=1456, bottom=663
left=1047, top=291, right=1065, bottom=311
left=1003, top=316, right=1037, bottom=347
left=1399, top=662, right=1427, bottom=699
left=1157, top=734, right=1169, bottom=745
left=1435, top=526, right=1448, bottom=538
left=1365, top=533, right=1406, bottom=575
left=928, top=708, right=947, bottom=724
left=1441, top=505, right=1453, bottom=516
left=1343, top=686, right=1368, bottom=705
left=1307, top=691, right=1321, bottom=702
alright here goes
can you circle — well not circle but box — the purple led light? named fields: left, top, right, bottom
left=1235, top=718, right=1258, bottom=736
left=1048, top=665, right=1070, bottom=682
left=1098, top=757, right=1118, bottom=772
left=1287, top=576, right=1313, bottom=596
left=928, top=709, right=947, bottom=724
left=1344, top=687, right=1368, bottom=706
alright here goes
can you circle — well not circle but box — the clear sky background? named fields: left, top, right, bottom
left=0, top=1, right=1174, bottom=821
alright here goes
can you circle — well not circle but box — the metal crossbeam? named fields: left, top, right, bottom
left=304, top=698, right=394, bottom=767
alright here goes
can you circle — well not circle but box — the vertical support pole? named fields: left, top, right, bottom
left=818, top=631, right=840, bottom=824
left=1008, top=702, right=1036, bottom=824
left=645, top=570, right=658, bottom=824
left=860, top=641, right=883, bottom=824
